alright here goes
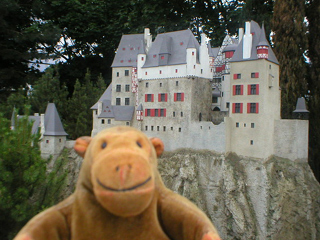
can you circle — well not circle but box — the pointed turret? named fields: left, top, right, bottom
left=136, top=104, right=143, bottom=121
left=257, top=23, right=269, bottom=59
left=43, top=103, right=67, bottom=136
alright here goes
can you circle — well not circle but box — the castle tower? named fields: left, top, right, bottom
left=227, top=21, right=280, bottom=159
left=257, top=24, right=269, bottom=59
left=40, top=103, right=68, bottom=159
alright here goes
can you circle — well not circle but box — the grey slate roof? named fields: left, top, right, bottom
left=43, top=103, right=68, bottom=136
left=257, top=23, right=269, bottom=47
left=223, top=44, right=238, bottom=52
left=208, top=45, right=219, bottom=58
left=143, top=29, right=200, bottom=68
left=94, top=83, right=134, bottom=121
left=91, top=84, right=112, bottom=110
left=17, top=115, right=41, bottom=135
left=293, top=97, right=309, bottom=113
left=230, top=21, right=279, bottom=64
left=137, top=103, right=143, bottom=111
left=98, top=100, right=114, bottom=118
left=98, top=103, right=135, bottom=121
left=111, top=34, right=145, bottom=67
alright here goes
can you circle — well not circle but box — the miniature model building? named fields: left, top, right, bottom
left=12, top=103, right=68, bottom=159
left=92, top=21, right=309, bottom=161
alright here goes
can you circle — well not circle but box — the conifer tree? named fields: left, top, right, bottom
left=0, top=108, right=69, bottom=239
left=29, top=66, right=68, bottom=116
left=306, top=0, right=320, bottom=181
left=271, top=0, right=308, bottom=118
left=0, top=110, right=46, bottom=239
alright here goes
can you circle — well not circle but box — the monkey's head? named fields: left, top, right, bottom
left=74, top=126, right=164, bottom=217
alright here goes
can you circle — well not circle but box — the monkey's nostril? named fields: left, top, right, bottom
left=116, top=166, right=120, bottom=172
left=128, top=164, right=132, bottom=169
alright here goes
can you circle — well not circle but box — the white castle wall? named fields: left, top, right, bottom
left=41, top=135, right=66, bottom=159
left=143, top=121, right=226, bottom=153
left=274, top=120, right=309, bottom=161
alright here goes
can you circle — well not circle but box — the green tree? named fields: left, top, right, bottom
left=65, top=70, right=105, bottom=139
left=0, top=110, right=47, bottom=239
left=29, top=66, right=68, bottom=116
left=306, top=0, right=320, bottom=181
left=0, top=108, right=69, bottom=239
left=0, top=0, right=60, bottom=91
left=271, top=0, right=308, bottom=118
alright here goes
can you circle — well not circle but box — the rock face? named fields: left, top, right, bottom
left=61, top=148, right=320, bottom=239
left=158, top=150, right=320, bottom=240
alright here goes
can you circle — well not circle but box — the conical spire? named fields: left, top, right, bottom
left=43, top=103, right=68, bottom=136
left=257, top=23, right=269, bottom=47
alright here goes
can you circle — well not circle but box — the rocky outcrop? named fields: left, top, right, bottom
left=158, top=150, right=320, bottom=240
left=61, top=148, right=320, bottom=239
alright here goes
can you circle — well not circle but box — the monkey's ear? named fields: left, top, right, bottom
left=74, top=136, right=92, bottom=158
left=150, top=138, right=164, bottom=157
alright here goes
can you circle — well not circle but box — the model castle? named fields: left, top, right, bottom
left=91, top=21, right=309, bottom=162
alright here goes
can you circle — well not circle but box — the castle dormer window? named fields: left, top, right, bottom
left=153, top=55, right=156, bottom=58
left=161, top=56, right=165, bottom=60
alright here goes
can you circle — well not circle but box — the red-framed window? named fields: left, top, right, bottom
left=175, top=69, right=178, bottom=73
left=251, top=72, right=259, bottom=78
left=145, top=94, right=154, bottom=102
left=158, top=93, right=168, bottom=102
left=233, top=85, right=243, bottom=95
left=247, top=103, right=259, bottom=113
left=248, top=84, right=259, bottom=95
left=233, top=73, right=241, bottom=79
left=232, top=103, right=243, bottom=113
left=174, top=93, right=184, bottom=102
left=161, top=56, right=165, bottom=60
left=144, top=109, right=166, bottom=117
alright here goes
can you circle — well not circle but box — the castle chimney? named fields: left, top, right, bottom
left=243, top=22, right=252, bottom=59
left=144, top=28, right=152, bottom=53
left=238, top=28, right=244, bottom=43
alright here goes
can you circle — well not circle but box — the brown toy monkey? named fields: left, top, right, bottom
left=14, top=126, right=221, bottom=240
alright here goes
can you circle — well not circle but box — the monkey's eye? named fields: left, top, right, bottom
left=136, top=141, right=142, bottom=148
left=101, top=142, right=107, bottom=149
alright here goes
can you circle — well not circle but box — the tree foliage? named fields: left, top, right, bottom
left=0, top=109, right=69, bottom=239
left=0, top=111, right=44, bottom=238
left=306, top=0, right=320, bottom=181
left=271, top=0, right=308, bottom=118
